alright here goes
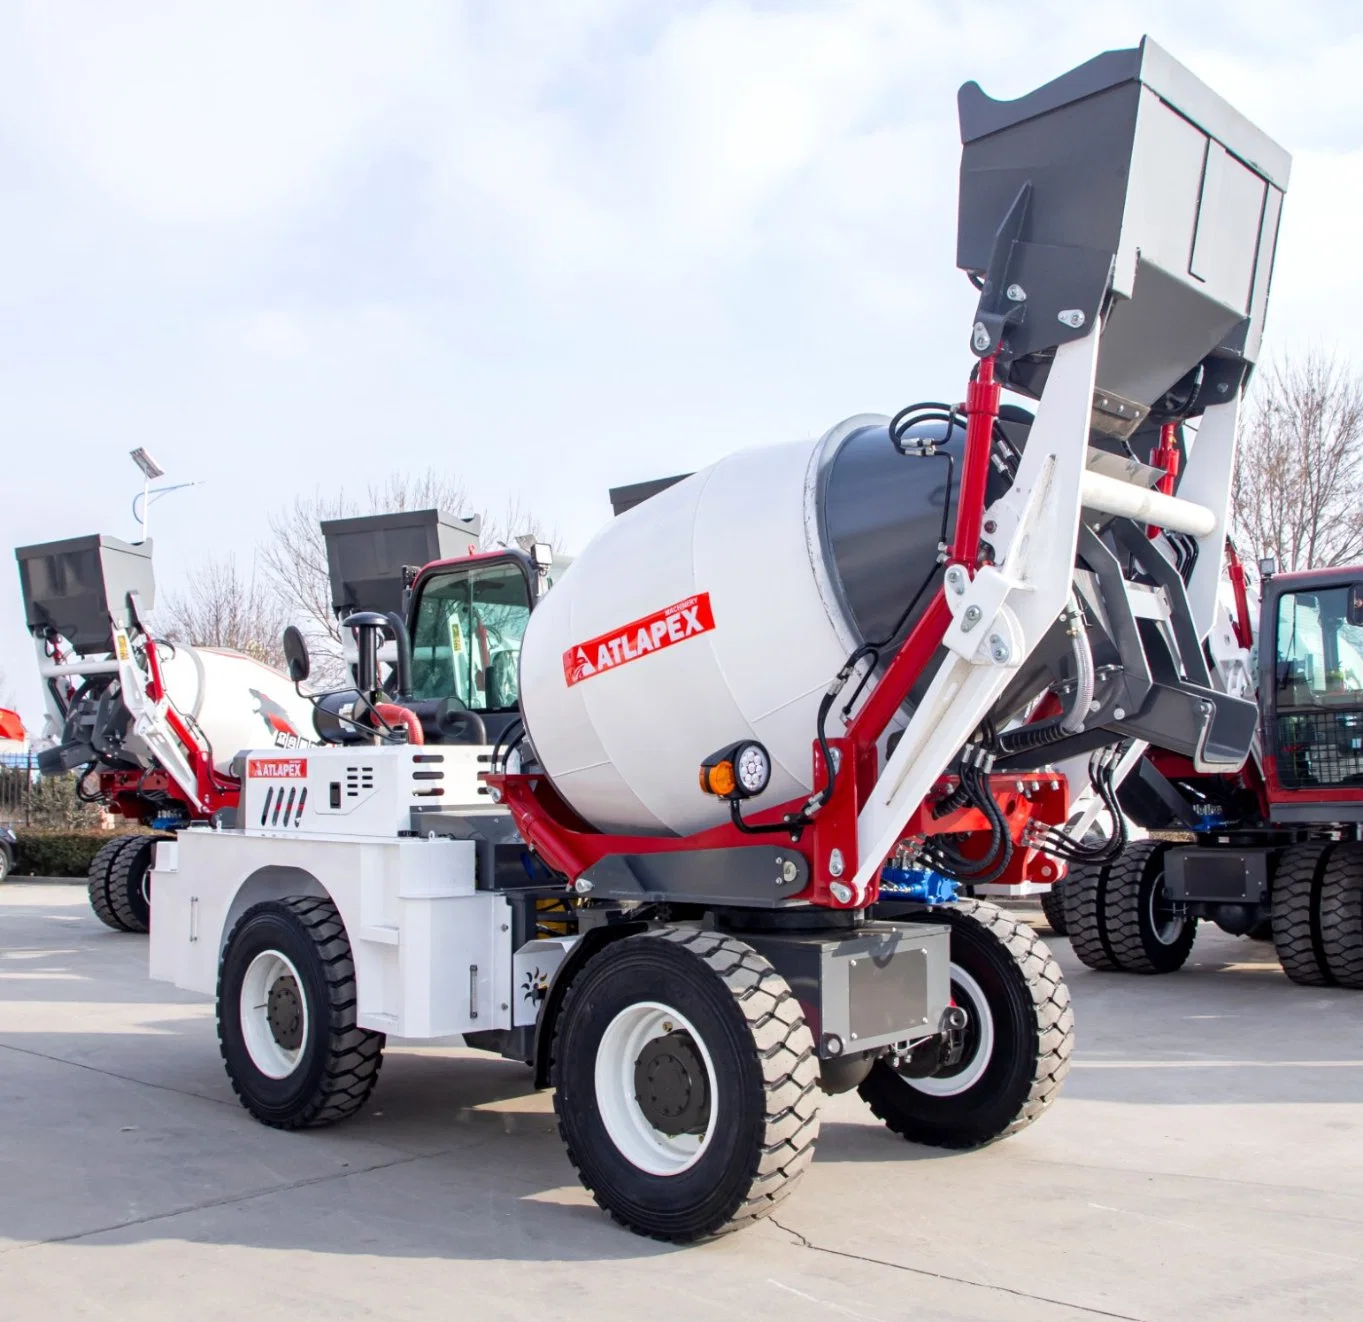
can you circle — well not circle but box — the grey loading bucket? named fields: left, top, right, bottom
left=321, top=508, right=481, bottom=616
left=15, top=534, right=156, bottom=653
left=957, top=36, right=1290, bottom=412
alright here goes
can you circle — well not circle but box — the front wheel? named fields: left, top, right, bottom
left=859, top=899, right=1073, bottom=1149
left=217, top=896, right=385, bottom=1128
left=551, top=928, right=820, bottom=1242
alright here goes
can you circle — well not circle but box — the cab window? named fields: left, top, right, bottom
left=409, top=560, right=532, bottom=710
left=1275, top=587, right=1363, bottom=704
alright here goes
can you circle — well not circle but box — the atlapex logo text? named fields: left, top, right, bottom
left=562, top=593, right=715, bottom=687
left=247, top=758, right=308, bottom=779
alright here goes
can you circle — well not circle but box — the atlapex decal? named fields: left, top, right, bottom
left=247, top=757, right=308, bottom=779
left=563, top=593, right=715, bottom=687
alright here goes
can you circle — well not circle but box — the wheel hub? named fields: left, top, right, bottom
left=1149, top=876, right=1185, bottom=946
left=267, top=975, right=304, bottom=1051
left=633, top=1031, right=710, bottom=1135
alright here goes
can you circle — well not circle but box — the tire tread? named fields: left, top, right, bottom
left=861, top=898, right=1073, bottom=1149
left=87, top=834, right=142, bottom=931
left=552, top=926, right=820, bottom=1241
left=1319, top=844, right=1363, bottom=989
left=1272, top=843, right=1336, bottom=987
left=217, top=895, right=384, bottom=1128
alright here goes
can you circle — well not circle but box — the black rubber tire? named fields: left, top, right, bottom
left=1101, top=840, right=1195, bottom=974
left=1319, top=842, right=1363, bottom=989
left=1039, top=877, right=1068, bottom=936
left=551, top=927, right=820, bottom=1242
left=1064, top=859, right=1118, bottom=971
left=1272, top=842, right=1336, bottom=988
left=86, top=834, right=145, bottom=931
left=107, top=835, right=167, bottom=934
left=217, top=896, right=385, bottom=1128
left=858, top=898, right=1073, bottom=1149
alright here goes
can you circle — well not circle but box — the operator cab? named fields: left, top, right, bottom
left=403, top=551, right=537, bottom=744
left=1269, top=575, right=1363, bottom=791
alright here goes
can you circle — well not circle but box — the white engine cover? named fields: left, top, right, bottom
left=144, top=646, right=317, bottom=776
left=520, top=430, right=870, bottom=836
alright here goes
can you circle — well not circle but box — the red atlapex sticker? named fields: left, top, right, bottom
left=563, top=593, right=715, bottom=687
left=247, top=757, right=308, bottom=779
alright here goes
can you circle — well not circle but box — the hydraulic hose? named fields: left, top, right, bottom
left=1059, top=596, right=1094, bottom=736
left=996, top=597, right=1093, bottom=753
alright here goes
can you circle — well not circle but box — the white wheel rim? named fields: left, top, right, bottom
left=1148, top=874, right=1185, bottom=946
left=594, top=1001, right=719, bottom=1176
left=902, top=964, right=994, bottom=1098
left=239, top=950, right=309, bottom=1079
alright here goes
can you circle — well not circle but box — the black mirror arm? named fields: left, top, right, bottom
left=384, top=611, right=414, bottom=699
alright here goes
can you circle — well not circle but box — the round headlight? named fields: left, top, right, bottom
left=734, top=741, right=771, bottom=796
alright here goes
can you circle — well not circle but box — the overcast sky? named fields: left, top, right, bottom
left=2, top=1, right=1360, bottom=728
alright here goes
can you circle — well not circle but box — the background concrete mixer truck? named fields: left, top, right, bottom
left=15, top=533, right=316, bottom=930
left=144, top=36, right=1288, bottom=1241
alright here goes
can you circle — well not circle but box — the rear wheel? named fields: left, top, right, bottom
left=551, top=927, right=820, bottom=1242
left=1039, top=877, right=1068, bottom=936
left=1101, top=841, right=1194, bottom=974
left=107, top=835, right=167, bottom=934
left=218, top=896, right=385, bottom=1128
left=858, top=899, right=1073, bottom=1149
left=1064, top=859, right=1118, bottom=971
left=87, top=834, right=144, bottom=931
left=1319, top=843, right=1363, bottom=989
left=1272, top=842, right=1336, bottom=987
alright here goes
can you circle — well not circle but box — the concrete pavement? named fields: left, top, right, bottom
left=2, top=881, right=1361, bottom=1321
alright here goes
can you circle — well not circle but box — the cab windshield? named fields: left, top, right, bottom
left=1275, top=586, right=1363, bottom=705
left=1273, top=584, right=1363, bottom=790
left=409, top=560, right=532, bottom=710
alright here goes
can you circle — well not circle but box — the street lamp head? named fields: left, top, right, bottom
left=130, top=447, right=165, bottom=481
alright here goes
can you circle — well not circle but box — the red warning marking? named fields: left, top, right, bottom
left=563, top=593, right=715, bottom=687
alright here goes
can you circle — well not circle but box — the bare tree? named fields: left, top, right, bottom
left=158, top=555, right=291, bottom=671
left=260, top=467, right=562, bottom=679
left=1232, top=352, right=1363, bottom=571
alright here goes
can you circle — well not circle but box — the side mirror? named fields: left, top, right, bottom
left=282, top=625, right=311, bottom=684
left=1349, top=584, right=1363, bottom=628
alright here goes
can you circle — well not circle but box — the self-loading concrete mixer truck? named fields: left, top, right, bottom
left=15, top=534, right=317, bottom=930
left=145, top=37, right=1289, bottom=1241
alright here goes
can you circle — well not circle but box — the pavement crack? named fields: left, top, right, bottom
left=0, top=1152, right=431, bottom=1255
left=0, top=1039, right=232, bottom=1110
left=767, top=1217, right=1148, bottom=1322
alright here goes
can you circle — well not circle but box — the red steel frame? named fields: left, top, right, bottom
left=488, top=356, right=1071, bottom=908
left=125, top=634, right=239, bottom=820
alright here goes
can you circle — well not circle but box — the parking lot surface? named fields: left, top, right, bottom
left=2, top=880, right=1361, bottom=1321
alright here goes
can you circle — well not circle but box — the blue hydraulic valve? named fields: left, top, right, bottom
left=879, top=865, right=959, bottom=905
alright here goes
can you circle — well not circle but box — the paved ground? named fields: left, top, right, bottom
left=2, top=881, right=1361, bottom=1321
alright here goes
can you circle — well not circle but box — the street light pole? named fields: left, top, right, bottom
left=130, top=448, right=165, bottom=543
